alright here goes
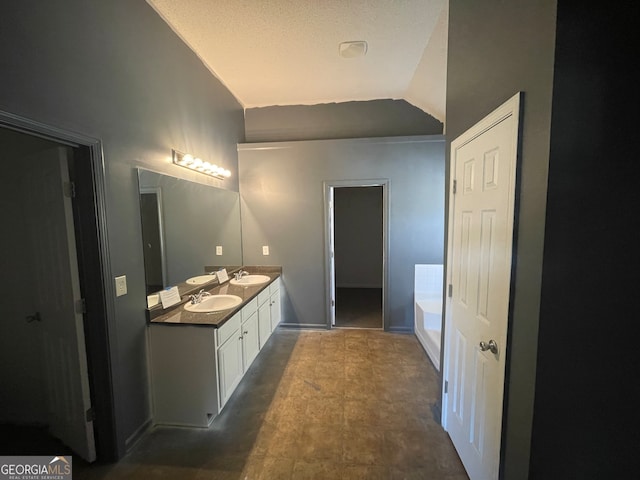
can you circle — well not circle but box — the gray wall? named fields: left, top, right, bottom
left=0, top=0, right=244, bottom=454
left=244, top=100, right=443, bottom=142
left=238, top=136, right=445, bottom=332
left=446, top=1, right=557, bottom=477
left=531, top=4, right=638, bottom=477
left=334, top=187, right=383, bottom=288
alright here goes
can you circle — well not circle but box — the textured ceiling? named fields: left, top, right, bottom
left=147, top=0, right=448, bottom=121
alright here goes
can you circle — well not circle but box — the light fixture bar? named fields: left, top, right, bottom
left=172, top=149, right=231, bottom=179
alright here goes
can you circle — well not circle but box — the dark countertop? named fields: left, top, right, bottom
left=148, top=267, right=281, bottom=328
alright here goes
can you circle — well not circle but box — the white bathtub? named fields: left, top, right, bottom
left=415, top=298, right=442, bottom=371
left=414, top=264, right=443, bottom=371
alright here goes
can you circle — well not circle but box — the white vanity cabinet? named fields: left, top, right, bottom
left=241, top=298, right=260, bottom=371
left=149, top=275, right=283, bottom=427
left=257, top=292, right=272, bottom=349
left=215, top=313, right=243, bottom=410
left=270, top=278, right=282, bottom=332
left=148, top=325, right=218, bottom=428
left=257, top=278, right=281, bottom=348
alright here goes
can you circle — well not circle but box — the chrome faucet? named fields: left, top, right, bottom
left=189, top=289, right=211, bottom=304
left=234, top=270, right=249, bottom=281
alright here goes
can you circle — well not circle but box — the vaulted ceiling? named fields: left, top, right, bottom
left=147, top=0, right=448, bottom=121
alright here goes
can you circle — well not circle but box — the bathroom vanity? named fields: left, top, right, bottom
left=147, top=269, right=282, bottom=427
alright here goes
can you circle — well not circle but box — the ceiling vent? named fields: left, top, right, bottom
left=339, top=41, right=368, bottom=58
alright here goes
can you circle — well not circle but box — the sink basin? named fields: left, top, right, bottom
left=184, top=294, right=243, bottom=313
left=229, top=274, right=271, bottom=286
left=185, top=275, right=216, bottom=285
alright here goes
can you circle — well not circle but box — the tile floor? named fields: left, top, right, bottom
left=74, top=329, right=466, bottom=479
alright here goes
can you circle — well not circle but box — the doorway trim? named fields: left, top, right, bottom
left=323, top=179, right=389, bottom=330
left=0, top=110, right=120, bottom=460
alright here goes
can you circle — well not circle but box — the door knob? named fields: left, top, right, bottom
left=479, top=339, right=498, bottom=354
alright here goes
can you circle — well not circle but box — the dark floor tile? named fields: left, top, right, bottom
left=305, top=396, right=344, bottom=426
left=384, top=429, right=438, bottom=468
left=342, top=427, right=385, bottom=466
left=5, top=329, right=467, bottom=480
left=298, top=424, right=343, bottom=462
left=200, top=452, right=246, bottom=472
left=241, top=455, right=294, bottom=480
left=260, top=424, right=302, bottom=459
left=341, top=464, right=389, bottom=480
left=291, top=460, right=344, bottom=480
left=343, top=397, right=380, bottom=428
left=315, top=360, right=345, bottom=379
left=310, top=376, right=345, bottom=397
left=129, top=464, right=201, bottom=479
left=194, top=468, right=240, bottom=480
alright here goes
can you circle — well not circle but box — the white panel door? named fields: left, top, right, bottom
left=444, top=94, right=521, bottom=479
left=23, top=146, right=96, bottom=462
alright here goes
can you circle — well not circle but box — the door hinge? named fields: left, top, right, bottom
left=64, top=181, right=76, bottom=198
left=75, top=298, right=87, bottom=314
left=447, top=284, right=453, bottom=298
left=444, top=380, right=449, bottom=394
left=331, top=299, right=335, bottom=307
left=85, top=407, right=95, bottom=422
left=452, top=179, right=457, bottom=194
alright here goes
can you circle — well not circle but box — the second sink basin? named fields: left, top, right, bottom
left=184, top=294, right=242, bottom=313
left=185, top=275, right=216, bottom=286
left=229, top=274, right=271, bottom=286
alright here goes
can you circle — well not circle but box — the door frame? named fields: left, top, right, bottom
left=441, top=92, right=522, bottom=476
left=0, top=110, right=119, bottom=460
left=323, top=179, right=389, bottom=330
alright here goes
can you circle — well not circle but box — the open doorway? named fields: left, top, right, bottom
left=324, top=180, right=388, bottom=330
left=139, top=187, right=167, bottom=295
left=0, top=112, right=117, bottom=462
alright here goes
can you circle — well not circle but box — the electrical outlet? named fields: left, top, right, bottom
left=115, top=275, right=127, bottom=297
left=216, top=245, right=223, bottom=255
left=262, top=245, right=270, bottom=255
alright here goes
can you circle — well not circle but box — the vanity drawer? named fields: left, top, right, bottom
left=242, top=297, right=258, bottom=322
left=217, top=312, right=241, bottom=346
left=270, top=278, right=281, bottom=295
left=257, top=288, right=271, bottom=306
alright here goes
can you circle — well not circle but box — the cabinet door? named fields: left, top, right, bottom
left=242, top=312, right=260, bottom=371
left=258, top=299, right=272, bottom=348
left=270, top=290, right=281, bottom=332
left=217, top=331, right=243, bottom=410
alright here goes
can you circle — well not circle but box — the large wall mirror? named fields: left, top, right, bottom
left=137, top=168, right=243, bottom=295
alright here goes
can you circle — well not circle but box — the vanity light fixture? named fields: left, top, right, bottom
left=172, top=149, right=231, bottom=179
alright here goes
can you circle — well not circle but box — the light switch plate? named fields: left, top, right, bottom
left=115, top=275, right=127, bottom=297
left=216, top=245, right=223, bottom=255
left=262, top=245, right=270, bottom=255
